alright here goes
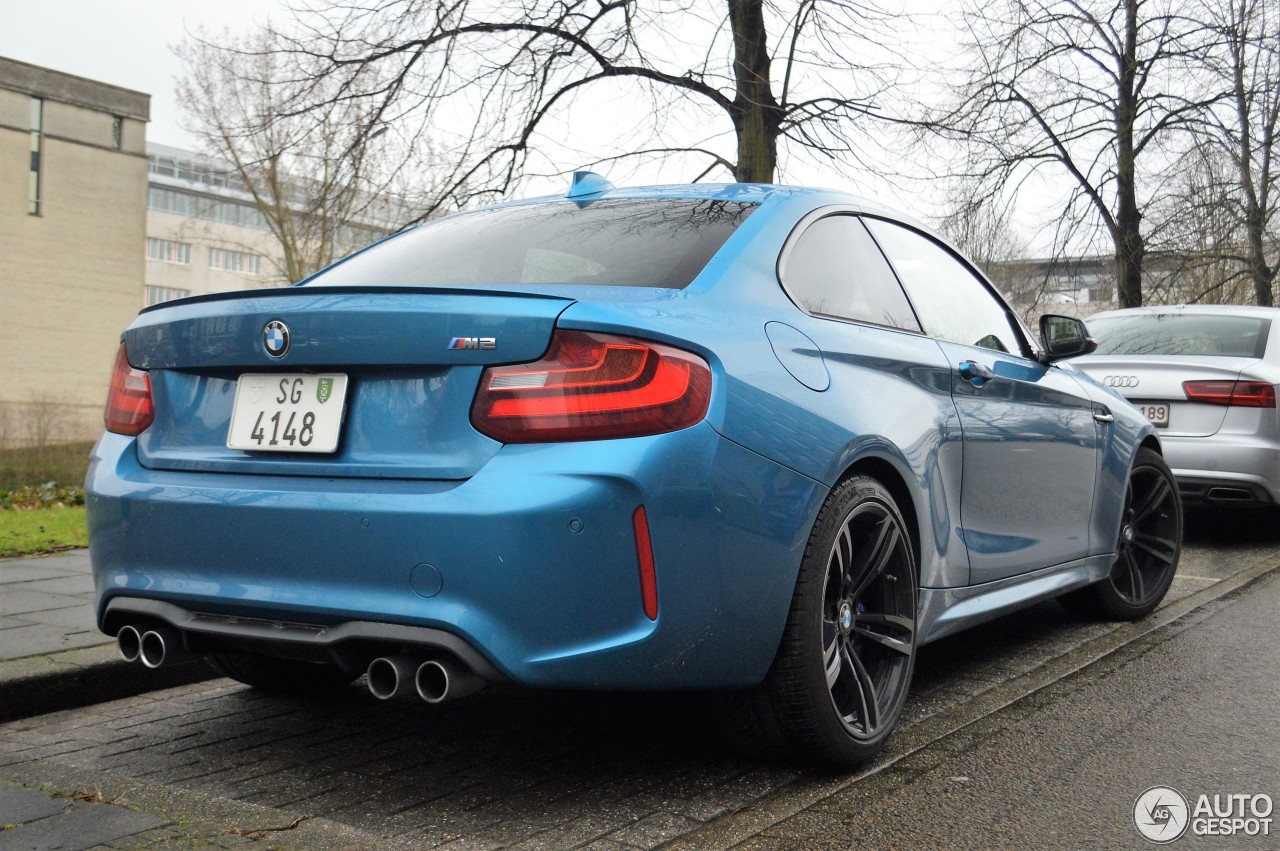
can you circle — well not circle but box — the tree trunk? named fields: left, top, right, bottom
left=1114, top=0, right=1143, bottom=308
left=728, top=0, right=781, bottom=183
left=1114, top=209, right=1144, bottom=309
left=1246, top=198, right=1275, bottom=305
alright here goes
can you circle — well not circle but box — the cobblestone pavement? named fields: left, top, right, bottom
left=0, top=550, right=217, bottom=725
left=0, top=512, right=1275, bottom=850
left=0, top=551, right=101, bottom=661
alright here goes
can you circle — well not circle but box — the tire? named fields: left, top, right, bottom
left=741, top=475, right=918, bottom=768
left=207, top=651, right=357, bottom=694
left=1059, top=447, right=1182, bottom=620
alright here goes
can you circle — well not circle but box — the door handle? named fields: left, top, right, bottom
left=1093, top=407, right=1115, bottom=424
left=958, top=360, right=995, bottom=387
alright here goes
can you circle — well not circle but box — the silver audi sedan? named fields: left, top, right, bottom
left=1077, top=304, right=1280, bottom=507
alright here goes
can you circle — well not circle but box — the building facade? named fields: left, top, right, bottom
left=143, top=143, right=399, bottom=305
left=144, top=142, right=290, bottom=305
left=0, top=57, right=149, bottom=446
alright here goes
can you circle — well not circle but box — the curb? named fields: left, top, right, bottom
left=0, top=644, right=220, bottom=724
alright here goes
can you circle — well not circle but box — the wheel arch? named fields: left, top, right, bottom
left=832, top=454, right=922, bottom=585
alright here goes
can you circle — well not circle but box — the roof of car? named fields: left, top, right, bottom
left=1089, top=304, right=1280, bottom=320
left=458, top=180, right=937, bottom=240
left=508, top=180, right=882, bottom=209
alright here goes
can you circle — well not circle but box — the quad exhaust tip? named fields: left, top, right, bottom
left=116, top=624, right=142, bottom=663
left=415, top=656, right=484, bottom=704
left=118, top=626, right=489, bottom=699
left=139, top=626, right=185, bottom=669
left=365, top=654, right=486, bottom=703
left=117, top=624, right=190, bottom=668
left=367, top=654, right=418, bottom=700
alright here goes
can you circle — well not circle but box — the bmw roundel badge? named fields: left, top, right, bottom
left=263, top=320, right=290, bottom=358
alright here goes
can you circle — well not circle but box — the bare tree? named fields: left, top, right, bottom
left=177, top=30, right=431, bottom=283
left=936, top=188, right=1027, bottom=274
left=1189, top=0, right=1279, bottom=305
left=937, top=0, right=1215, bottom=308
left=1146, top=143, right=1254, bottom=304
left=259, top=0, right=904, bottom=214
left=933, top=184, right=1042, bottom=311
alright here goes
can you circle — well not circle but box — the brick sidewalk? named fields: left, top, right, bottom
left=0, top=550, right=216, bottom=724
left=0, top=551, right=102, bottom=661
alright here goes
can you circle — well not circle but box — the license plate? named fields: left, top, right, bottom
left=228, top=374, right=348, bottom=453
left=1139, top=403, right=1169, bottom=427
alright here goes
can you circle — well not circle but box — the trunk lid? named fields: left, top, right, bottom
left=125, top=287, right=573, bottom=480
left=1076, top=355, right=1260, bottom=437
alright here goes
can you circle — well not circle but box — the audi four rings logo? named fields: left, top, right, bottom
left=1105, top=375, right=1140, bottom=388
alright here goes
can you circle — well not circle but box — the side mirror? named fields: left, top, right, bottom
left=1039, top=314, right=1098, bottom=362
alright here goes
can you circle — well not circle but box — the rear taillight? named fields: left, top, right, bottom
left=471, top=330, right=712, bottom=443
left=1182, top=380, right=1277, bottom=408
left=104, top=343, right=154, bottom=435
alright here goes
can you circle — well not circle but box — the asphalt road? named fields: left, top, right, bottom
left=709, top=552, right=1280, bottom=850
left=1, top=507, right=1277, bottom=850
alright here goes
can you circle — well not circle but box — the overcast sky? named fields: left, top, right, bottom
left=0, top=0, right=287, bottom=149
left=0, top=0, right=1077, bottom=255
left=0, top=0, right=934, bottom=187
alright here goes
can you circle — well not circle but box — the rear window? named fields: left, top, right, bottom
left=1087, top=313, right=1271, bottom=358
left=304, top=198, right=756, bottom=290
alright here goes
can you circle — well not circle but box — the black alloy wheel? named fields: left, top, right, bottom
left=739, top=476, right=918, bottom=768
left=820, top=496, right=916, bottom=742
left=1061, top=447, right=1182, bottom=620
left=1110, top=454, right=1180, bottom=607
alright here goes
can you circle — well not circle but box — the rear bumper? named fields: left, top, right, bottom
left=87, top=425, right=824, bottom=689
left=100, top=596, right=510, bottom=682
left=1171, top=478, right=1275, bottom=506
left=1160, top=432, right=1280, bottom=504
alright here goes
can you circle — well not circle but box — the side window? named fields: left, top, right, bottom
left=780, top=215, right=921, bottom=332
left=864, top=219, right=1024, bottom=355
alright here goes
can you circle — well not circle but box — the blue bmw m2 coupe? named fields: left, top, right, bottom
left=89, top=176, right=1181, bottom=766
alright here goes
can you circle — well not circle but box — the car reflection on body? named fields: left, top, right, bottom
left=1077, top=305, right=1280, bottom=507
left=88, top=174, right=1181, bottom=767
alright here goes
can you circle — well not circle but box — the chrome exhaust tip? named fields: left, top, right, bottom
left=116, top=625, right=142, bottom=664
left=415, top=656, right=485, bottom=704
left=138, top=627, right=184, bottom=669
left=1207, top=486, right=1254, bottom=503
left=367, top=655, right=418, bottom=700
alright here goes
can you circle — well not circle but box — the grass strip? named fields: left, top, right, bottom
left=0, top=506, right=88, bottom=557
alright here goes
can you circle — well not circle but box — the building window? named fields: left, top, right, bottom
left=145, top=286, right=190, bottom=306
left=148, top=186, right=267, bottom=230
left=112, top=117, right=123, bottom=149
left=209, top=247, right=261, bottom=275
left=28, top=97, right=42, bottom=216
left=146, top=238, right=192, bottom=264
left=147, top=153, right=247, bottom=192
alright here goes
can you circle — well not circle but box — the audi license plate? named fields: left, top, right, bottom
left=228, top=374, right=348, bottom=453
left=1139, top=403, right=1169, bottom=428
